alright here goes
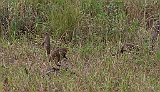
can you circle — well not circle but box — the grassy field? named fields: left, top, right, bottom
left=0, top=0, right=160, bottom=92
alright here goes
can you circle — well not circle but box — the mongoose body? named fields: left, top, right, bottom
left=60, top=58, right=73, bottom=70
left=49, top=48, right=68, bottom=66
left=154, top=22, right=160, bottom=31
left=152, top=31, right=159, bottom=40
left=41, top=32, right=50, bottom=55
left=152, top=22, right=160, bottom=40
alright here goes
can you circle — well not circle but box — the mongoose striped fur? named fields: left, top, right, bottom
left=49, top=48, right=68, bottom=66
left=41, top=32, right=50, bottom=56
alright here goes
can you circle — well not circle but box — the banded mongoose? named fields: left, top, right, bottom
left=41, top=32, right=50, bottom=60
left=41, top=32, right=68, bottom=66
left=49, top=48, right=68, bottom=66
left=152, top=22, right=160, bottom=40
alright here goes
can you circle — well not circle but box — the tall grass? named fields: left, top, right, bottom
left=0, top=0, right=160, bottom=92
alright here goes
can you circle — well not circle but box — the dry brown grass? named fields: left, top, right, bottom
left=0, top=0, right=160, bottom=92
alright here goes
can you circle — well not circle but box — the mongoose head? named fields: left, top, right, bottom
left=43, top=32, right=49, bottom=35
